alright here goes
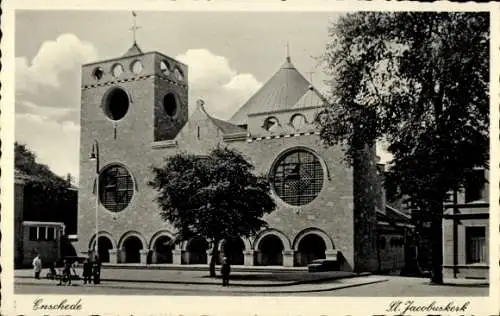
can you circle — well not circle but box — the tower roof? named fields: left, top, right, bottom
left=123, top=42, right=143, bottom=57
left=230, top=56, right=324, bottom=125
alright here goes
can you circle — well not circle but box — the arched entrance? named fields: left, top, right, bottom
left=257, top=235, right=284, bottom=266
left=186, top=237, right=208, bottom=264
left=221, top=237, right=245, bottom=265
left=96, top=236, right=114, bottom=263
left=122, top=236, right=143, bottom=263
left=152, top=235, right=173, bottom=264
left=296, top=234, right=326, bottom=266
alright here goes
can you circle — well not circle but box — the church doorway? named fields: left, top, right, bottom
left=122, top=236, right=143, bottom=263
left=152, top=235, right=173, bottom=264
left=96, top=236, right=113, bottom=263
left=221, top=237, right=245, bottom=265
left=186, top=237, right=208, bottom=264
left=296, top=234, right=326, bottom=266
left=257, top=235, right=284, bottom=266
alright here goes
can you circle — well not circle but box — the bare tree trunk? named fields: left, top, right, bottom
left=430, top=206, right=443, bottom=284
left=209, top=239, right=220, bottom=277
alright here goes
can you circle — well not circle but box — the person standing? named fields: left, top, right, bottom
left=32, top=254, right=42, bottom=279
left=220, top=257, right=231, bottom=286
left=92, top=255, right=101, bottom=285
left=82, top=258, right=92, bottom=285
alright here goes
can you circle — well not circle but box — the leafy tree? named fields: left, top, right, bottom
left=149, top=147, right=276, bottom=277
left=15, top=142, right=74, bottom=225
left=318, top=12, right=489, bottom=284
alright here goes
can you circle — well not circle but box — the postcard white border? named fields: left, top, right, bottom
left=2, top=1, right=499, bottom=315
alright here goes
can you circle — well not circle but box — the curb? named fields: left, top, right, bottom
left=16, top=278, right=389, bottom=294
left=16, top=272, right=371, bottom=288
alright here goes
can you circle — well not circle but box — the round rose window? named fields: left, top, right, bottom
left=271, top=150, right=324, bottom=206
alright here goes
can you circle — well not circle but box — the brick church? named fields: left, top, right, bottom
left=76, top=39, right=412, bottom=272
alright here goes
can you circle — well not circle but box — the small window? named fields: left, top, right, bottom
left=29, top=227, right=38, bottom=241
left=39, top=227, right=47, bottom=241
left=465, top=169, right=485, bottom=203
left=112, top=63, right=124, bottom=77
left=290, top=114, right=307, bottom=130
left=92, top=67, right=104, bottom=80
left=263, top=117, right=280, bottom=132
left=174, top=67, right=184, bottom=81
left=466, top=226, right=487, bottom=264
left=160, top=60, right=170, bottom=75
left=131, top=60, right=143, bottom=74
left=163, top=93, right=178, bottom=117
left=47, top=227, right=55, bottom=241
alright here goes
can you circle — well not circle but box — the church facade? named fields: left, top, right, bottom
left=76, top=42, right=410, bottom=272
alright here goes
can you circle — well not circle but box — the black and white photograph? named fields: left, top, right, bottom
left=2, top=1, right=498, bottom=315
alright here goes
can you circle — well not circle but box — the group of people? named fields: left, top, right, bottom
left=32, top=254, right=101, bottom=286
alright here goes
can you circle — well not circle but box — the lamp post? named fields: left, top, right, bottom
left=89, top=140, right=100, bottom=258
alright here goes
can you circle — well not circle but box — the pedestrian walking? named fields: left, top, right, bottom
left=221, top=257, right=231, bottom=286
left=82, top=258, right=92, bottom=284
left=57, top=259, right=72, bottom=286
left=32, top=254, right=42, bottom=279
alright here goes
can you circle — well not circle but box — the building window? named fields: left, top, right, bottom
left=163, top=93, right=178, bottom=117
left=47, top=227, right=55, bottom=241
left=263, top=117, right=280, bottom=132
left=29, top=227, right=38, bottom=241
left=271, top=149, right=324, bottom=206
left=466, top=226, right=487, bottom=264
left=39, top=227, right=47, bottom=241
left=99, top=165, right=134, bottom=212
left=103, top=87, right=130, bottom=121
left=465, top=169, right=485, bottom=203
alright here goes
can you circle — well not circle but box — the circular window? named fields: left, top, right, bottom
left=98, top=165, right=134, bottom=212
left=112, top=64, right=124, bottom=77
left=131, top=60, right=143, bottom=74
left=92, top=67, right=104, bottom=80
left=163, top=93, right=178, bottom=117
left=160, top=60, right=170, bottom=75
left=103, top=88, right=129, bottom=121
left=271, top=149, right=324, bottom=206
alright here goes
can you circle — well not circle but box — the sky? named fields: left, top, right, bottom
left=15, top=10, right=389, bottom=184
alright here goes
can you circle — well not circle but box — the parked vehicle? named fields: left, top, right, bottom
left=307, top=259, right=338, bottom=272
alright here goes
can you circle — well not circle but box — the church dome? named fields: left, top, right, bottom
left=230, top=56, right=323, bottom=125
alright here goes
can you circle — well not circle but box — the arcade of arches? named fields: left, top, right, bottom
left=90, top=229, right=337, bottom=266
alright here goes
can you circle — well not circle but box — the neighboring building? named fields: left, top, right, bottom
left=14, top=169, right=78, bottom=268
left=443, top=168, right=489, bottom=279
left=21, top=221, right=65, bottom=267
left=76, top=40, right=411, bottom=271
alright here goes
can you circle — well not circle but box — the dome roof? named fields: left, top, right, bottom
left=230, top=57, right=324, bottom=125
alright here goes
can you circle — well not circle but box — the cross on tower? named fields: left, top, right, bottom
left=130, top=11, right=141, bottom=44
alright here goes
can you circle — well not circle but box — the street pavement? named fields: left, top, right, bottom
left=14, top=268, right=488, bottom=296
left=15, top=268, right=362, bottom=286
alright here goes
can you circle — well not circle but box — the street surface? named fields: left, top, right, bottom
left=15, top=275, right=488, bottom=296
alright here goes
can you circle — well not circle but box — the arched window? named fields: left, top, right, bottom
left=99, top=165, right=134, bottom=212
left=271, top=149, right=324, bottom=206
left=263, top=117, right=280, bottom=132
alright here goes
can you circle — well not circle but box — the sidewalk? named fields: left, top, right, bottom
left=15, top=268, right=369, bottom=287
left=16, top=274, right=389, bottom=294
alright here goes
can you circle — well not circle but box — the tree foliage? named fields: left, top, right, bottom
left=15, top=142, right=75, bottom=228
left=149, top=147, right=276, bottom=276
left=318, top=12, right=489, bottom=283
